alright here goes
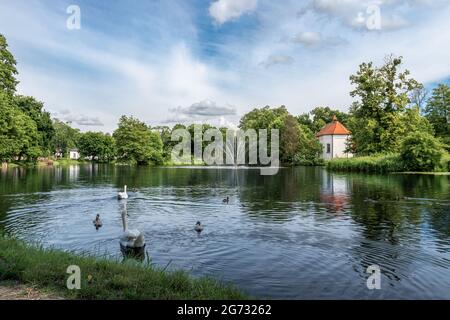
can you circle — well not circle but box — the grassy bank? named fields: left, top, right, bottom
left=326, top=153, right=450, bottom=173
left=326, top=154, right=403, bottom=173
left=0, top=235, right=247, bottom=300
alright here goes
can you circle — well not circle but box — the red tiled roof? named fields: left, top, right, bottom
left=316, top=116, right=350, bottom=137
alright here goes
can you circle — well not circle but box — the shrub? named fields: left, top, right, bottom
left=400, top=131, right=445, bottom=172
left=326, top=153, right=402, bottom=173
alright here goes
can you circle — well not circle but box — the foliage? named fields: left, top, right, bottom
left=423, top=84, right=450, bottom=149
left=50, top=119, right=80, bottom=156
left=348, top=56, right=423, bottom=155
left=327, top=154, right=403, bottom=173
left=0, top=34, right=18, bottom=94
left=14, top=95, right=55, bottom=155
left=0, top=91, right=41, bottom=162
left=78, top=132, right=116, bottom=162
left=297, top=106, right=349, bottom=133
left=240, top=106, right=322, bottom=165
left=113, top=116, right=163, bottom=165
left=400, top=131, right=445, bottom=172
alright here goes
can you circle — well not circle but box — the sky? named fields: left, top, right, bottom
left=0, top=0, right=449, bottom=132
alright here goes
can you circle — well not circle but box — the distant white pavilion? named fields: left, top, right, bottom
left=316, top=116, right=353, bottom=160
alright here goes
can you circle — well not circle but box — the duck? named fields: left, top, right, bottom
left=118, top=185, right=129, bottom=200
left=194, top=221, right=204, bottom=233
left=223, top=196, right=229, bottom=204
left=93, top=214, right=103, bottom=228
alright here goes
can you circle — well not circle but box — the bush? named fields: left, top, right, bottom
left=326, top=153, right=402, bottom=173
left=400, top=131, right=445, bottom=172
left=437, top=152, right=450, bottom=172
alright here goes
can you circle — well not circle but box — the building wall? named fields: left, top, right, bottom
left=69, top=151, right=80, bottom=160
left=318, top=135, right=333, bottom=160
left=318, top=135, right=353, bottom=159
left=332, top=135, right=352, bottom=159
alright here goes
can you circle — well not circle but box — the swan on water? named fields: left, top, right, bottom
left=120, top=202, right=145, bottom=249
left=118, top=185, right=129, bottom=200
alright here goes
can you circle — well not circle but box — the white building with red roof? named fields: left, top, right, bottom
left=316, top=116, right=353, bottom=160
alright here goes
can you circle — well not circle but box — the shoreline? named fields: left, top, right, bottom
left=2, top=160, right=449, bottom=175
left=0, top=235, right=247, bottom=300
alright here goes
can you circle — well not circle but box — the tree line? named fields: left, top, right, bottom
left=1, top=33, right=449, bottom=168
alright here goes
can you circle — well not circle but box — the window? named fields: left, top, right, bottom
left=326, top=144, right=331, bottom=154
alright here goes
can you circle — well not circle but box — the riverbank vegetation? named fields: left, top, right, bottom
left=1, top=33, right=448, bottom=171
left=0, top=235, right=246, bottom=299
left=326, top=56, right=449, bottom=173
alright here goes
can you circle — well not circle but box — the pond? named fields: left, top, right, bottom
left=0, top=165, right=449, bottom=299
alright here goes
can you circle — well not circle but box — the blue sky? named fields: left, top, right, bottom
left=1, top=0, right=449, bottom=132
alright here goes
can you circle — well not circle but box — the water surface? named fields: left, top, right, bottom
left=0, top=165, right=449, bottom=299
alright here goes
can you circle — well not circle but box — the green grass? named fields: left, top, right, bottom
left=326, top=154, right=404, bottom=173
left=53, top=159, right=85, bottom=166
left=327, top=153, right=450, bottom=174
left=0, top=235, right=247, bottom=300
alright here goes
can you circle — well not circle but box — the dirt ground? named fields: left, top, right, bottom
left=0, top=283, right=63, bottom=300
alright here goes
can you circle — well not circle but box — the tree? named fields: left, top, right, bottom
left=239, top=106, right=322, bottom=165
left=0, top=91, right=40, bottom=162
left=400, top=131, right=445, bottom=172
left=78, top=132, right=116, bottom=162
left=424, top=84, right=450, bottom=147
left=113, top=116, right=163, bottom=165
left=348, top=55, right=422, bottom=155
left=298, top=107, right=349, bottom=133
left=51, top=119, right=80, bottom=156
left=0, top=33, right=19, bottom=94
left=14, top=95, right=55, bottom=155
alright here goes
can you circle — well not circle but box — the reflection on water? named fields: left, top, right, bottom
left=0, top=165, right=449, bottom=299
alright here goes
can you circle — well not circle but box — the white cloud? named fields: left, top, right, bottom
left=287, top=31, right=347, bottom=49
left=259, top=55, right=294, bottom=68
left=52, top=110, right=104, bottom=127
left=171, top=100, right=237, bottom=117
left=164, top=100, right=237, bottom=124
left=209, top=0, right=258, bottom=24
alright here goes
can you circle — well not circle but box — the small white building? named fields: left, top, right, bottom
left=69, top=149, right=80, bottom=160
left=317, top=116, right=353, bottom=160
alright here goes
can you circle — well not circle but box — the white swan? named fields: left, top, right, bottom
left=120, top=202, right=145, bottom=249
left=118, top=185, right=128, bottom=200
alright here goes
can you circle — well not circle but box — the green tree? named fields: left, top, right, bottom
left=240, top=106, right=322, bottom=165
left=298, top=107, right=349, bottom=133
left=78, top=132, right=116, bottom=162
left=14, top=95, right=55, bottom=155
left=51, top=119, right=80, bottom=156
left=424, top=84, right=450, bottom=147
left=348, top=56, right=422, bottom=155
left=0, top=34, right=18, bottom=94
left=400, top=131, right=445, bottom=172
left=113, top=116, right=163, bottom=165
left=0, top=91, right=40, bottom=162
